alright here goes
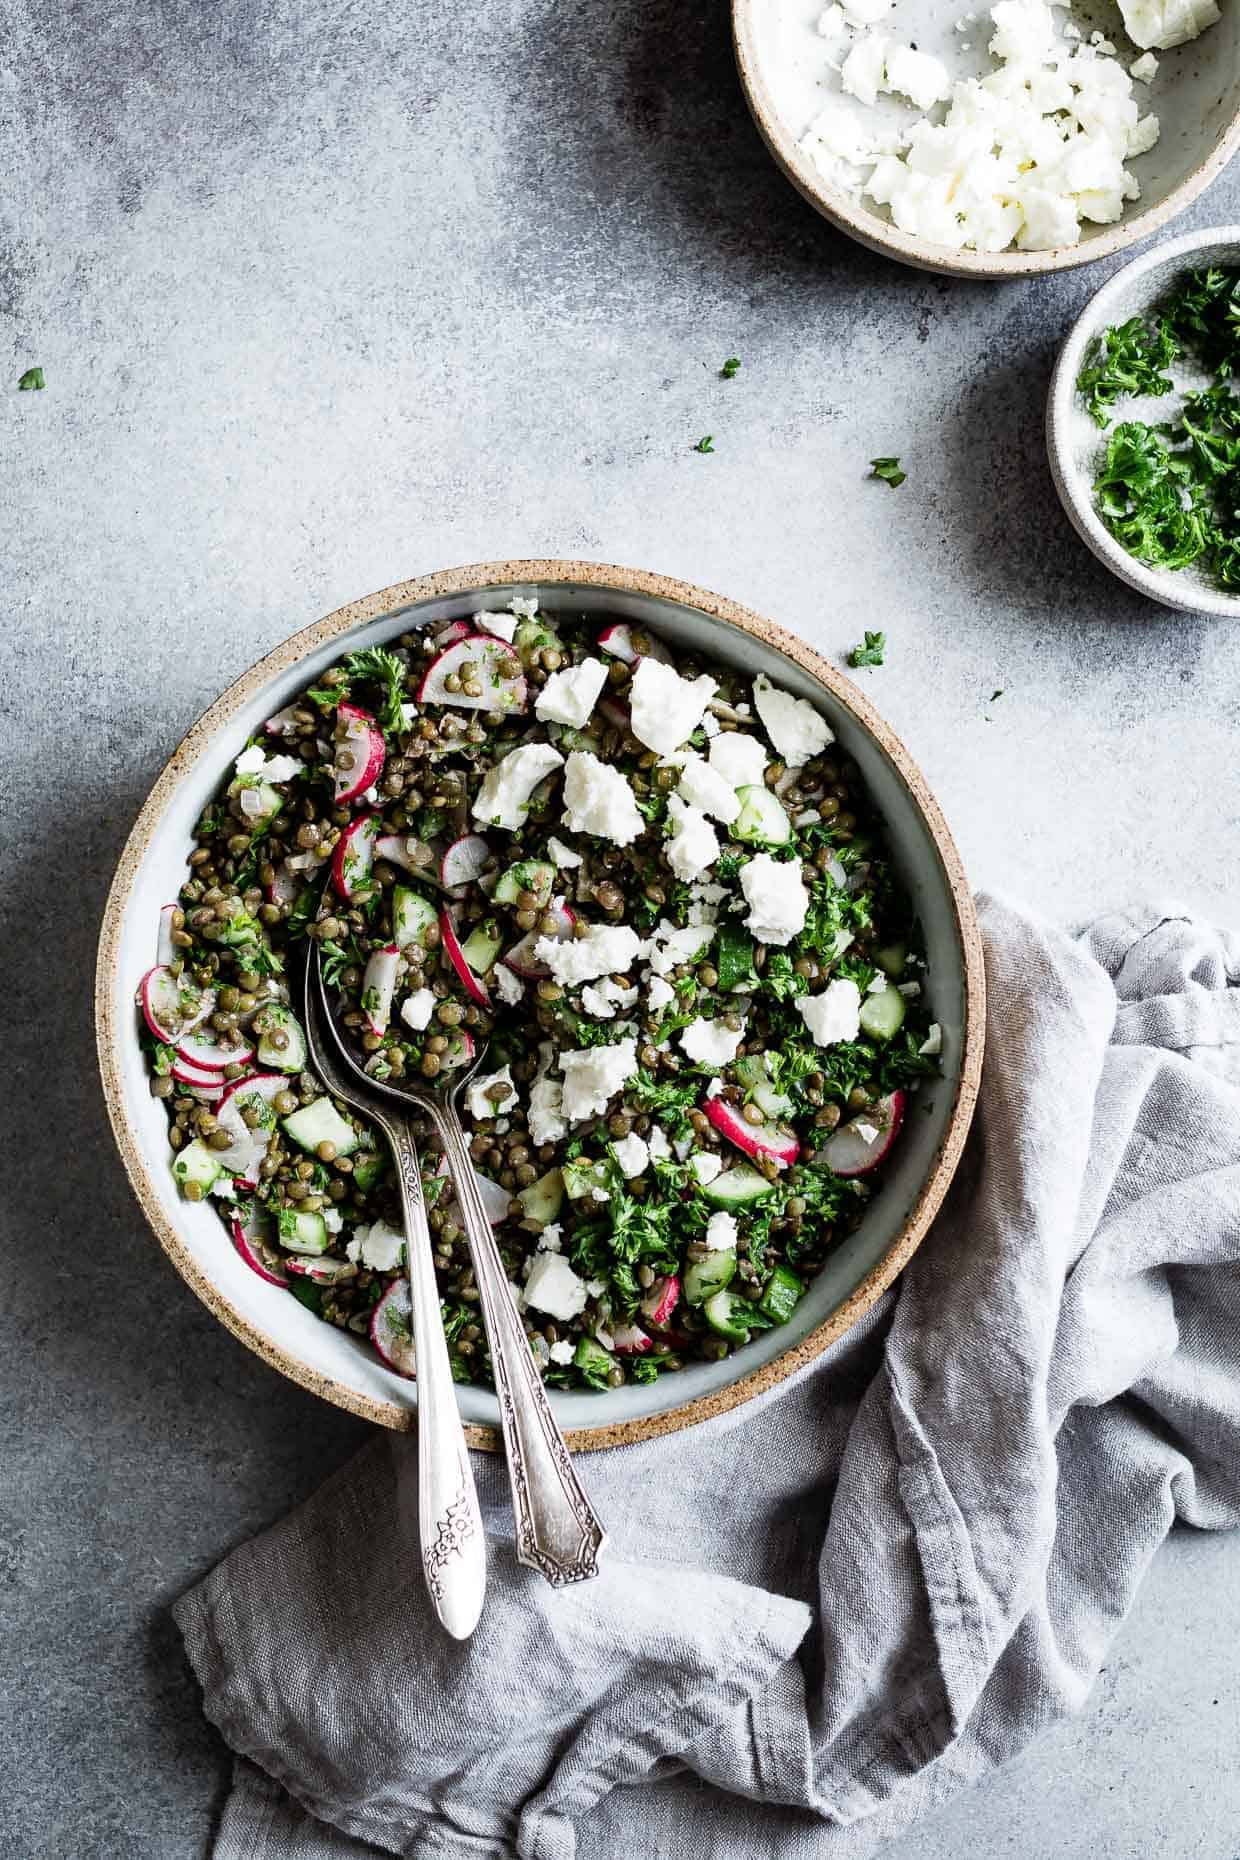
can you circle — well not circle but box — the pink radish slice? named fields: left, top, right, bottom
left=285, top=1255, right=358, bottom=1285
left=434, top=618, right=471, bottom=648
left=611, top=1322, right=653, bottom=1355
left=267, top=862, right=300, bottom=905
left=640, top=1274, right=681, bottom=1329
left=218, top=1072, right=287, bottom=1112
left=472, top=1171, right=512, bottom=1225
left=139, top=967, right=215, bottom=1044
left=230, top=1213, right=289, bottom=1287
left=156, top=904, right=178, bottom=967
left=264, top=703, right=302, bottom=737
left=331, top=812, right=381, bottom=899
left=441, top=833, right=491, bottom=892
left=596, top=622, right=673, bottom=665
left=822, top=1091, right=905, bottom=1178
left=176, top=1028, right=255, bottom=1073
left=501, top=899, right=576, bottom=979
left=704, top=1096, right=800, bottom=1169
left=172, top=1073, right=224, bottom=1104
left=441, top=1028, right=476, bottom=1074
left=439, top=911, right=490, bottom=1008
left=598, top=697, right=632, bottom=734
left=214, top=1079, right=282, bottom=1184
left=416, top=636, right=527, bottom=714
left=371, top=1279, right=417, bottom=1378
left=333, top=703, right=386, bottom=804
left=361, top=944, right=401, bottom=1036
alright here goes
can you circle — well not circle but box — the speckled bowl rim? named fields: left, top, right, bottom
left=731, top=0, right=1240, bottom=280
left=96, top=559, right=985, bottom=1451
left=1047, top=223, right=1240, bottom=615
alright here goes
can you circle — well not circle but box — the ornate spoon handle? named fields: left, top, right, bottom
left=430, top=1102, right=606, bottom=1586
left=387, top=1114, right=487, bottom=1637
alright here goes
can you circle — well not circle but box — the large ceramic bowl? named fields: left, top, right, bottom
left=97, top=561, right=984, bottom=1449
left=733, top=0, right=1240, bottom=280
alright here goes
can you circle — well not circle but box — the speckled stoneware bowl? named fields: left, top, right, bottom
left=96, top=562, right=984, bottom=1450
left=1048, top=224, right=1240, bottom=615
left=733, top=0, right=1240, bottom=279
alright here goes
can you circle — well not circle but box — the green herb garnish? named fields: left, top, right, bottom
left=848, top=631, right=886, bottom=669
left=720, top=356, right=741, bottom=379
left=1077, top=316, right=1179, bottom=428
left=869, top=456, right=905, bottom=488
left=17, top=367, right=44, bottom=391
left=693, top=435, right=715, bottom=454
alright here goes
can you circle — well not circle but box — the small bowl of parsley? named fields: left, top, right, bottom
left=1048, top=225, right=1240, bottom=618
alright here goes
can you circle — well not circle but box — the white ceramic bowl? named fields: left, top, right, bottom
left=733, top=0, right=1240, bottom=280
left=97, top=562, right=984, bottom=1450
left=1048, top=224, right=1240, bottom=616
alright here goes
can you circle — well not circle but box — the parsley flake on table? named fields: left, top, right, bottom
left=692, top=434, right=715, bottom=453
left=869, top=456, right=906, bottom=488
left=17, top=367, right=44, bottom=391
left=848, top=630, right=886, bottom=668
left=720, top=356, right=741, bottom=379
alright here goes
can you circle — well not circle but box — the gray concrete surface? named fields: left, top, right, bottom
left=3, top=0, right=1239, bottom=1853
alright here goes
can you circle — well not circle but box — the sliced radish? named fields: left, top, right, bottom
left=434, top=618, right=471, bottom=648
left=473, top=1171, right=513, bottom=1225
left=441, top=833, right=491, bottom=893
left=333, top=703, right=386, bottom=805
left=156, top=905, right=178, bottom=967
left=331, top=812, right=381, bottom=899
left=264, top=703, right=303, bottom=737
left=361, top=944, right=401, bottom=1036
left=285, top=1255, right=358, bottom=1285
left=215, top=1075, right=284, bottom=1183
left=640, top=1274, right=681, bottom=1330
left=373, top=834, right=448, bottom=890
left=704, top=1096, right=799, bottom=1169
left=441, top=1028, right=476, bottom=1074
left=176, top=1028, right=255, bottom=1072
left=218, top=1072, right=287, bottom=1112
left=171, top=1052, right=236, bottom=1093
left=596, top=621, right=674, bottom=665
left=371, top=1279, right=416, bottom=1377
left=611, top=1322, right=654, bottom=1355
left=171, top=1071, right=224, bottom=1103
left=416, top=635, right=527, bottom=714
left=230, top=1209, right=289, bottom=1287
left=501, top=898, right=577, bottom=979
left=139, top=967, right=215, bottom=1044
left=267, top=861, right=300, bottom=906
left=439, top=910, right=490, bottom=1008
left=822, top=1091, right=905, bottom=1178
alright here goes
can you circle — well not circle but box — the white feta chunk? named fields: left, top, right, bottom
left=613, top=1133, right=649, bottom=1179
left=560, top=750, right=644, bottom=845
left=665, top=794, right=720, bottom=882
left=690, top=1151, right=723, bottom=1186
left=629, top=658, right=718, bottom=757
left=920, top=1022, right=943, bottom=1056
left=1130, top=50, right=1159, bottom=80
left=547, top=834, right=583, bottom=869
left=679, top=1017, right=744, bottom=1067
left=400, top=987, right=437, bottom=1032
left=472, top=742, right=564, bottom=832
left=475, top=609, right=518, bottom=643
left=1115, top=0, right=1218, bottom=51
left=466, top=1066, right=517, bottom=1123
left=647, top=921, right=716, bottom=976
left=535, top=657, right=609, bottom=728
left=646, top=975, right=676, bottom=1015
left=535, top=922, right=645, bottom=987
left=647, top=1125, right=672, bottom=1161
left=349, top=1220, right=405, bottom=1272
left=494, top=962, right=524, bottom=1006
left=705, top=1210, right=739, bottom=1251
left=581, top=977, right=640, bottom=1020
left=549, top=1340, right=575, bottom=1365
left=798, top=978, right=863, bottom=1047
left=528, top=1076, right=567, bottom=1147
left=752, top=675, right=833, bottom=767
left=677, top=755, right=741, bottom=824
left=524, top=1252, right=589, bottom=1322
left=841, top=32, right=889, bottom=108
left=559, top=1037, right=639, bottom=1122
left=740, top=853, right=808, bottom=947
left=708, top=730, right=768, bottom=789
left=883, top=44, right=952, bottom=111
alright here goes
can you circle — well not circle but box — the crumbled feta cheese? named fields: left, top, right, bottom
left=494, top=962, right=524, bottom=1006
left=701, top=711, right=720, bottom=737
left=898, top=980, right=922, bottom=998
left=853, top=1121, right=881, bottom=1147
left=841, top=31, right=889, bottom=108
left=817, top=2, right=847, bottom=38
left=581, top=977, right=640, bottom=1020
left=547, top=834, right=583, bottom=868
left=509, top=596, right=539, bottom=619
left=647, top=1125, right=672, bottom=1160
left=528, top=1076, right=567, bottom=1147
left=841, top=0, right=893, bottom=19
left=740, top=853, right=808, bottom=946
left=883, top=44, right=952, bottom=110
left=322, top=1207, right=344, bottom=1234
left=475, top=609, right=518, bottom=643
left=535, top=656, right=609, bottom=728
left=629, top=658, right=718, bottom=758
left=559, top=1037, right=638, bottom=1122
left=466, top=1066, right=517, bottom=1122
left=524, top=1252, right=589, bottom=1322
left=560, top=749, right=644, bottom=845
left=920, top=1022, right=943, bottom=1056
left=647, top=921, right=716, bottom=976
left=613, top=1133, right=649, bottom=1178
left=798, top=978, right=863, bottom=1046
left=472, top=742, right=564, bottom=832
left=586, top=1278, right=607, bottom=1299
left=400, top=987, right=437, bottom=1032
left=665, top=794, right=720, bottom=882
left=235, top=745, right=302, bottom=784
left=753, top=675, right=834, bottom=767
left=706, top=1077, right=723, bottom=1099
left=1130, top=50, right=1159, bottom=79
left=705, top=1210, right=739, bottom=1251
left=690, top=1151, right=723, bottom=1186
left=536, top=922, right=645, bottom=987
left=646, top=975, right=676, bottom=1015
left=708, top=730, right=768, bottom=789
left=537, top=1223, right=563, bottom=1252
left=348, top=1220, right=404, bottom=1272
left=677, top=755, right=741, bottom=824
left=549, top=1340, right=576, bottom=1365
left=1116, top=0, right=1217, bottom=50
left=867, top=973, right=888, bottom=994
left=680, top=1017, right=744, bottom=1066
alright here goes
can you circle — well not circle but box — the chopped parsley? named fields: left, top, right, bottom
left=17, top=367, right=45, bottom=391
left=693, top=435, right=715, bottom=454
left=341, top=646, right=412, bottom=737
left=848, top=630, right=886, bottom=669
left=1077, top=315, right=1179, bottom=428
left=869, top=456, right=906, bottom=489
left=720, top=356, right=742, bottom=379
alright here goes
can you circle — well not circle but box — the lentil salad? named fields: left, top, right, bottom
left=138, top=603, right=942, bottom=1394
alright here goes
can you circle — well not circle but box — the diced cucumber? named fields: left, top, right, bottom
left=562, top=1158, right=610, bottom=1203
left=422, top=1169, right=448, bottom=1207
left=282, top=1097, right=360, bottom=1157
left=760, top=1264, right=804, bottom=1324
left=875, top=942, right=908, bottom=978
left=231, top=780, right=282, bottom=829
left=733, top=785, right=791, bottom=846
left=254, top=1003, right=308, bottom=1073
left=702, top=1164, right=775, bottom=1211
left=493, top=859, right=556, bottom=908
left=734, top=1055, right=793, bottom=1120
left=858, top=988, right=907, bottom=1042
left=703, top=1288, right=752, bottom=1343
left=573, top=1336, right=617, bottom=1380
left=277, top=1207, right=331, bottom=1255
left=458, top=918, right=504, bottom=974
left=514, top=617, right=562, bottom=667
left=393, top=886, right=438, bottom=952
left=683, top=1246, right=737, bottom=1305
left=516, top=1167, right=565, bottom=1226
left=172, top=1139, right=224, bottom=1194
left=352, top=1150, right=384, bottom=1192
left=716, top=921, right=756, bottom=992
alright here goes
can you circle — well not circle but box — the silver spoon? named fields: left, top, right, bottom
left=310, top=949, right=607, bottom=1588
left=301, top=955, right=486, bottom=1639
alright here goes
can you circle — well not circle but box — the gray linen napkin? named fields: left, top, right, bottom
left=175, top=896, right=1240, bottom=1860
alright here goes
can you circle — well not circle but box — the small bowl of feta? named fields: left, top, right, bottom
left=96, top=560, right=984, bottom=1450
left=734, top=0, right=1240, bottom=277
